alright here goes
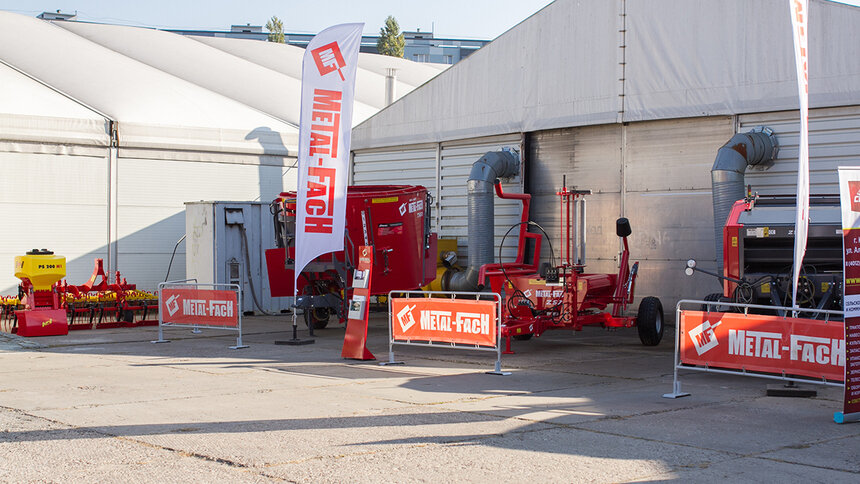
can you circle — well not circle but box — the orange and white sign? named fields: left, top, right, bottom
left=160, top=288, right=238, bottom=327
left=390, top=298, right=497, bottom=347
left=293, top=23, right=363, bottom=292
left=680, top=310, right=844, bottom=382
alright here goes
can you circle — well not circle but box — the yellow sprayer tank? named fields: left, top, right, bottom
left=14, top=249, right=66, bottom=290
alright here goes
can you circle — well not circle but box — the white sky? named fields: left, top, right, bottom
left=0, top=0, right=556, bottom=39
left=1, top=1, right=857, bottom=41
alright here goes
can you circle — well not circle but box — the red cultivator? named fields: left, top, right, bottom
left=2, top=254, right=158, bottom=336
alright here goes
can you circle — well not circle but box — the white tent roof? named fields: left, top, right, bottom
left=55, top=21, right=385, bottom=127
left=353, top=0, right=860, bottom=150
left=0, top=11, right=296, bottom=157
left=0, top=61, right=108, bottom=149
left=190, top=36, right=445, bottom=119
left=54, top=21, right=448, bottom=128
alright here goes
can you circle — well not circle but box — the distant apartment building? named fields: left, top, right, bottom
left=37, top=11, right=489, bottom=65
left=165, top=26, right=488, bottom=65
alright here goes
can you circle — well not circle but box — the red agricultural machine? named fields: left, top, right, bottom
left=432, top=149, right=662, bottom=352
left=265, top=185, right=437, bottom=328
left=482, top=184, right=663, bottom=353
left=2, top=250, right=158, bottom=336
left=264, top=149, right=662, bottom=351
left=685, top=192, right=844, bottom=317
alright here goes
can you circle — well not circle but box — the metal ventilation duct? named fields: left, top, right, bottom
left=711, top=127, right=778, bottom=270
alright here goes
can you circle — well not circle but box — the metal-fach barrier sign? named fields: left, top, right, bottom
left=664, top=300, right=844, bottom=400
left=153, top=281, right=248, bottom=349
left=381, top=290, right=510, bottom=375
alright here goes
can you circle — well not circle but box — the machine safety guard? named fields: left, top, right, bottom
left=152, top=280, right=248, bottom=349
left=664, top=299, right=844, bottom=398
left=381, top=290, right=510, bottom=376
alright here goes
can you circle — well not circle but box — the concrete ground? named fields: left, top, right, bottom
left=0, top=313, right=857, bottom=483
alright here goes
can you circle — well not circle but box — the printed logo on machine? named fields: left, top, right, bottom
left=311, top=41, right=347, bottom=80
left=849, top=181, right=860, bottom=212
left=688, top=319, right=722, bottom=355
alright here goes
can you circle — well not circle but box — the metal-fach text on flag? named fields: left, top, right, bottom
left=293, top=23, right=364, bottom=292
left=790, top=0, right=810, bottom=308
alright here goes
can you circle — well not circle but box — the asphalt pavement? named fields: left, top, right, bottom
left=1, top=313, right=857, bottom=483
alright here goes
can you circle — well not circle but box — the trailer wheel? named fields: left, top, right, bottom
left=636, top=297, right=663, bottom=346
left=303, top=307, right=330, bottom=329
left=701, top=293, right=725, bottom=312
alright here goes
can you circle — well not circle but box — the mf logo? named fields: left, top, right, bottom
left=165, top=294, right=181, bottom=316
left=688, top=319, right=722, bottom=355
left=396, top=304, right=417, bottom=332
left=311, top=41, right=347, bottom=80
left=849, top=181, right=860, bottom=212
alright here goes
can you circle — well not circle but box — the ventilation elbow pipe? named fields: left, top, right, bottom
left=711, top=127, right=778, bottom=270
left=445, top=149, right=520, bottom=292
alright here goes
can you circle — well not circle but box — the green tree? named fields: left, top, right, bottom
left=377, top=15, right=405, bottom=57
left=266, top=16, right=285, bottom=43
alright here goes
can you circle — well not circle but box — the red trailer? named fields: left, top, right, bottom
left=478, top=183, right=664, bottom=353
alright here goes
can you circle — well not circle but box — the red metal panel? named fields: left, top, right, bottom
left=17, top=309, right=68, bottom=337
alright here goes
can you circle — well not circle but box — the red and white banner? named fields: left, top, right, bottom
left=838, top=167, right=860, bottom=420
left=294, top=23, right=364, bottom=291
left=391, top=298, right=497, bottom=347
left=680, top=311, right=844, bottom=382
left=790, top=0, right=810, bottom=308
left=160, top=288, right=238, bottom=327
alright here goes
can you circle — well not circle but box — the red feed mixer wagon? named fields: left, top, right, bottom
left=265, top=185, right=437, bottom=328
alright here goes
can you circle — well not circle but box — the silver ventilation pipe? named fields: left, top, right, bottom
left=711, top=126, right=778, bottom=270
left=384, top=68, right=397, bottom=106
left=445, top=149, right=520, bottom=292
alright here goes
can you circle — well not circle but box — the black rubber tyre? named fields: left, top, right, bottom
left=636, top=296, right=664, bottom=346
left=303, top=307, right=330, bottom=329
left=701, top=292, right=724, bottom=311
left=512, top=333, right=533, bottom=341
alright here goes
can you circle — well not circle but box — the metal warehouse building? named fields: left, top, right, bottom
left=0, top=11, right=444, bottom=295
left=350, top=0, right=860, bottom=312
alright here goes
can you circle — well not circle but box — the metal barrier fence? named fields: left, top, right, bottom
left=152, top=280, right=248, bottom=349
left=664, top=299, right=844, bottom=399
left=381, top=290, right=509, bottom=375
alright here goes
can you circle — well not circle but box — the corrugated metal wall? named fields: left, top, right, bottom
left=116, top=158, right=295, bottom=290
left=352, top=145, right=438, bottom=225
left=528, top=116, right=734, bottom=314
left=353, top=108, right=860, bottom=318
left=623, top=116, right=735, bottom=308
left=741, top=105, right=860, bottom=195
left=528, top=125, right=622, bottom=276
left=352, top=134, right=523, bottom=267
left=439, top=134, right=524, bottom=266
left=0, top=152, right=109, bottom=295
